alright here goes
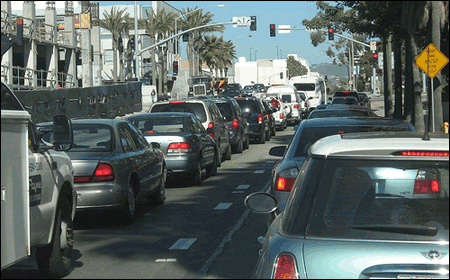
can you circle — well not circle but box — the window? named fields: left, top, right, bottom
left=126, top=122, right=148, bottom=149
left=119, top=124, right=138, bottom=152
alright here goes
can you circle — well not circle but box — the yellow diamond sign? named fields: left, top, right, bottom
left=415, top=43, right=449, bottom=79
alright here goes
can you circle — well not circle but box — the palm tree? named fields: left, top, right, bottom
left=99, top=7, right=130, bottom=83
left=178, top=8, right=225, bottom=78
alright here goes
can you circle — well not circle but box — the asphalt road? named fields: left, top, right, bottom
left=2, top=96, right=385, bottom=279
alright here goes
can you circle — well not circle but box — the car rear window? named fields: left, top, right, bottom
left=293, top=83, right=315, bottom=91
left=235, top=99, right=259, bottom=114
left=281, top=94, right=292, bottom=103
left=130, top=117, right=186, bottom=135
left=332, top=98, right=359, bottom=105
left=150, top=103, right=207, bottom=123
left=295, top=126, right=413, bottom=157
left=308, top=110, right=374, bottom=119
left=334, top=91, right=358, bottom=99
left=215, top=102, right=234, bottom=120
left=305, top=159, right=449, bottom=241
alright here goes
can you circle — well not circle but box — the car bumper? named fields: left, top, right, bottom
left=247, top=124, right=264, bottom=139
left=165, top=153, right=198, bottom=174
left=75, top=183, right=127, bottom=211
left=229, top=130, right=242, bottom=146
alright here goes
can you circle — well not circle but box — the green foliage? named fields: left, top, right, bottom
left=286, top=56, right=308, bottom=78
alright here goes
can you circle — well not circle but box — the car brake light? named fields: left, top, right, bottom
left=208, top=122, right=214, bottom=129
left=273, top=253, right=298, bottom=279
left=232, top=118, right=239, bottom=129
left=304, top=101, right=307, bottom=106
left=280, top=114, right=284, bottom=119
left=169, top=101, right=185, bottom=104
left=91, top=163, right=115, bottom=182
left=393, top=151, right=449, bottom=157
left=414, top=180, right=440, bottom=194
left=168, top=142, right=192, bottom=153
left=343, top=91, right=350, bottom=93
left=275, top=167, right=299, bottom=191
left=358, top=103, right=361, bottom=105
left=235, top=98, right=244, bottom=101
left=294, top=104, right=299, bottom=108
left=258, top=114, right=263, bottom=124
left=209, top=133, right=214, bottom=139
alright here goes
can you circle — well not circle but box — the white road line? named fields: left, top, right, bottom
left=169, top=238, right=197, bottom=250
left=155, top=259, right=177, bottom=262
left=236, top=184, right=250, bottom=190
left=214, top=202, right=233, bottom=210
left=194, top=181, right=270, bottom=279
left=254, top=170, right=265, bottom=173
left=232, top=191, right=244, bottom=194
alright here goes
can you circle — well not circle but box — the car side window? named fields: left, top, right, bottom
left=119, top=124, right=138, bottom=152
left=126, top=122, right=148, bottom=149
left=192, top=116, right=204, bottom=133
left=187, top=116, right=198, bottom=133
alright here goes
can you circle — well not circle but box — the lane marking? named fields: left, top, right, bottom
left=254, top=170, right=265, bottom=173
left=214, top=203, right=233, bottom=210
left=169, top=238, right=197, bottom=250
left=236, top=184, right=250, bottom=190
left=232, top=191, right=244, bottom=194
left=155, top=258, right=177, bottom=262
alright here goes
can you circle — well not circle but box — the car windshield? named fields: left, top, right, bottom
left=151, top=103, right=207, bottom=123
left=130, top=117, right=186, bottom=135
left=308, top=110, right=374, bottom=119
left=281, top=95, right=292, bottom=103
left=294, top=125, right=413, bottom=157
left=293, top=83, right=315, bottom=91
left=42, top=123, right=114, bottom=152
left=306, top=159, right=449, bottom=241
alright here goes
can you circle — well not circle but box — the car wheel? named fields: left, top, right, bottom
left=36, top=197, right=73, bottom=278
left=271, top=126, right=276, bottom=136
left=259, top=132, right=266, bottom=144
left=122, top=183, right=137, bottom=224
left=224, top=143, right=232, bottom=160
left=265, top=130, right=270, bottom=141
left=147, top=166, right=166, bottom=205
left=205, top=152, right=218, bottom=177
left=216, top=145, right=222, bottom=167
left=192, top=159, right=203, bottom=186
left=280, top=124, right=285, bottom=131
left=235, top=138, right=243, bottom=153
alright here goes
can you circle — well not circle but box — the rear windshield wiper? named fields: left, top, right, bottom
left=352, top=224, right=438, bottom=236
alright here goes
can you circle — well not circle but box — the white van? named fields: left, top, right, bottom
left=289, top=74, right=327, bottom=114
left=266, top=85, right=304, bottom=124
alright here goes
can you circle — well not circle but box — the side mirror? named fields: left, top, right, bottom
left=151, top=142, right=161, bottom=149
left=269, top=146, right=286, bottom=157
left=244, top=192, right=278, bottom=214
left=53, top=115, right=73, bottom=151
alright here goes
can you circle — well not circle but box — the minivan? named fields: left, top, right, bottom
left=266, top=85, right=304, bottom=125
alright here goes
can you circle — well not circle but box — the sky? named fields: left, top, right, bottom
left=98, top=1, right=335, bottom=66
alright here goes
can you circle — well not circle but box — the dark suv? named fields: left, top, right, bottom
left=148, top=98, right=232, bottom=163
left=234, top=97, right=270, bottom=144
left=209, top=97, right=249, bottom=153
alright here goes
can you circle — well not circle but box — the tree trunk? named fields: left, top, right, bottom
left=112, top=36, right=118, bottom=83
left=431, top=1, right=444, bottom=132
left=383, top=32, right=394, bottom=118
left=188, top=39, right=194, bottom=78
left=404, top=34, right=413, bottom=123
left=158, top=46, right=163, bottom=97
left=410, top=33, right=425, bottom=132
left=393, top=32, right=403, bottom=119
left=151, top=36, right=157, bottom=91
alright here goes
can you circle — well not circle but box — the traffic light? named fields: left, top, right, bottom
left=270, top=24, right=276, bottom=37
left=182, top=27, right=189, bottom=42
left=372, top=53, right=378, bottom=68
left=328, top=27, right=334, bottom=40
left=173, top=61, right=178, bottom=75
left=280, top=72, right=283, bottom=79
left=250, top=16, right=257, bottom=31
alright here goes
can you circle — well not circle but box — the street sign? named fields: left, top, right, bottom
left=232, top=16, right=251, bottom=27
left=365, top=36, right=381, bottom=42
left=278, top=25, right=291, bottom=34
left=370, top=41, right=376, bottom=51
left=415, top=43, right=449, bottom=79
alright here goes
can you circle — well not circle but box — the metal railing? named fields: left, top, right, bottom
left=1, top=65, right=75, bottom=90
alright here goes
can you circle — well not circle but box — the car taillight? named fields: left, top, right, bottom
left=304, top=101, right=307, bottom=106
left=168, top=142, right=192, bottom=153
left=275, top=167, right=299, bottom=191
left=258, top=114, right=263, bottom=124
left=393, top=151, right=449, bottom=157
left=414, top=169, right=440, bottom=194
left=280, top=114, right=284, bottom=119
left=294, top=104, right=299, bottom=108
left=358, top=103, right=361, bottom=105
left=273, top=253, right=298, bottom=279
left=209, top=133, right=214, bottom=139
left=91, top=163, right=115, bottom=182
left=232, top=118, right=239, bottom=129
left=208, top=122, right=214, bottom=129
left=169, top=101, right=185, bottom=104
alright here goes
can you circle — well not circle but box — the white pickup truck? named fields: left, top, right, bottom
left=1, top=81, right=76, bottom=278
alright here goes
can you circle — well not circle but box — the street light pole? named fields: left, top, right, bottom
left=250, top=47, right=252, bottom=61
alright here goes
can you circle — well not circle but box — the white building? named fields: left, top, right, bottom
left=234, top=54, right=311, bottom=87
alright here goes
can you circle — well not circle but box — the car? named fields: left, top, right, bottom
left=246, top=132, right=449, bottom=279
left=209, top=97, right=250, bottom=153
left=254, top=83, right=266, bottom=93
left=297, top=91, right=309, bottom=118
left=242, top=85, right=257, bottom=96
left=223, top=83, right=243, bottom=96
left=262, top=99, right=277, bottom=138
left=39, top=119, right=166, bottom=224
left=263, top=96, right=289, bottom=131
left=267, top=85, right=304, bottom=125
left=263, top=117, right=416, bottom=230
left=234, top=96, right=270, bottom=144
left=126, top=112, right=219, bottom=186
left=358, top=92, right=372, bottom=108
left=148, top=98, right=232, bottom=164
left=331, top=90, right=361, bottom=103
left=308, top=108, right=378, bottom=119
left=331, top=96, right=361, bottom=105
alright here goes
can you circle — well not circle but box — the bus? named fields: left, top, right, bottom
left=288, top=73, right=327, bottom=113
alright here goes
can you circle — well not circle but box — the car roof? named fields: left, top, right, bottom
left=309, top=132, right=449, bottom=158
left=126, top=112, right=192, bottom=119
left=302, top=117, right=412, bottom=128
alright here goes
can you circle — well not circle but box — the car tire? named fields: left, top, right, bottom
left=235, top=138, right=243, bottom=153
left=147, top=166, right=166, bottom=206
left=265, top=130, right=270, bottom=141
left=243, top=135, right=249, bottom=150
left=216, top=145, right=222, bottom=167
left=122, top=183, right=137, bottom=224
left=271, top=126, right=276, bottom=137
left=36, top=197, right=73, bottom=278
left=224, top=143, right=232, bottom=160
left=280, top=124, right=285, bottom=131
left=205, top=152, right=218, bottom=177
left=259, top=132, right=266, bottom=144
left=192, top=159, right=203, bottom=186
